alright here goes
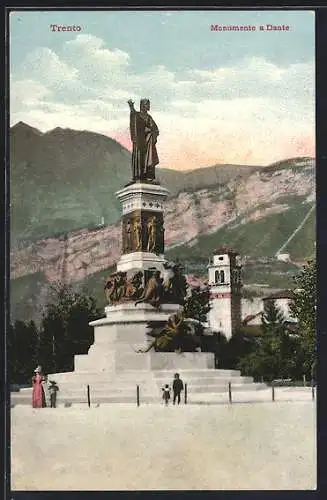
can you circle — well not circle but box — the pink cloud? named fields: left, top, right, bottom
left=280, top=135, right=315, bottom=159
left=110, top=130, right=132, bottom=151
left=106, top=129, right=314, bottom=171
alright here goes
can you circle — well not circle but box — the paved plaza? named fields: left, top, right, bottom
left=11, top=399, right=316, bottom=491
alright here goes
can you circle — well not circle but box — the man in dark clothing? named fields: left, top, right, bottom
left=172, top=373, right=184, bottom=405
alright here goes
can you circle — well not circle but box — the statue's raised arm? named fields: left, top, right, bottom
left=127, top=99, right=135, bottom=112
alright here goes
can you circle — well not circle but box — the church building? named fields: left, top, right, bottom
left=207, top=247, right=297, bottom=339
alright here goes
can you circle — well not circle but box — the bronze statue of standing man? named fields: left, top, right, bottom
left=147, top=216, right=157, bottom=253
left=128, top=98, right=159, bottom=182
left=133, top=218, right=142, bottom=251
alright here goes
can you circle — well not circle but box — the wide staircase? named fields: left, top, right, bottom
left=11, top=369, right=266, bottom=406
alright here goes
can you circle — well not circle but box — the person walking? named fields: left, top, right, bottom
left=172, top=373, right=184, bottom=405
left=162, top=384, right=171, bottom=406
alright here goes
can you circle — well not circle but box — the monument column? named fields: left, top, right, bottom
left=116, top=182, right=170, bottom=273
left=115, top=97, right=169, bottom=274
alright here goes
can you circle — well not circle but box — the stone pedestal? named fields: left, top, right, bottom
left=116, top=182, right=170, bottom=274
left=71, top=303, right=214, bottom=374
left=74, top=302, right=184, bottom=372
left=116, top=182, right=170, bottom=217
left=116, top=251, right=166, bottom=274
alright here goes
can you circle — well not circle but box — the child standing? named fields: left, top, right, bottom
left=48, top=381, right=59, bottom=408
left=162, top=384, right=171, bottom=406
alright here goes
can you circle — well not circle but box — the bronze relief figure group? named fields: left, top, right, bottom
left=104, top=270, right=144, bottom=304
left=122, top=214, right=164, bottom=255
left=104, top=262, right=187, bottom=309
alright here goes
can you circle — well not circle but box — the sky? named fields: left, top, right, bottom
left=10, top=9, right=315, bottom=170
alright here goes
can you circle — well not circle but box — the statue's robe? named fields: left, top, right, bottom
left=130, top=110, right=159, bottom=181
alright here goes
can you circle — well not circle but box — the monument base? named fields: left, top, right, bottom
left=16, top=302, right=263, bottom=405
left=73, top=302, right=210, bottom=372
left=13, top=302, right=266, bottom=405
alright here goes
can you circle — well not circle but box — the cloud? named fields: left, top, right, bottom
left=11, top=79, right=53, bottom=108
left=186, top=57, right=314, bottom=102
left=63, top=34, right=130, bottom=89
left=65, top=34, right=130, bottom=68
left=10, top=33, right=315, bottom=169
left=20, top=47, right=78, bottom=88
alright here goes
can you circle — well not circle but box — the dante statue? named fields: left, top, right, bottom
left=128, top=98, right=159, bottom=182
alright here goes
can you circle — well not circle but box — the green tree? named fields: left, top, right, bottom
left=183, top=285, right=211, bottom=324
left=37, top=282, right=101, bottom=374
left=207, top=331, right=233, bottom=369
left=290, top=259, right=317, bottom=376
left=237, top=300, right=298, bottom=381
left=224, top=333, right=256, bottom=371
left=262, top=299, right=285, bottom=335
left=8, top=320, right=39, bottom=384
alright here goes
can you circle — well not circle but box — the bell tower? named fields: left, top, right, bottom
left=207, top=247, right=242, bottom=339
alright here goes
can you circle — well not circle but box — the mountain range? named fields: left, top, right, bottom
left=10, top=122, right=315, bottom=323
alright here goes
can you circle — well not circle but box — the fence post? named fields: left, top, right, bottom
left=228, top=382, right=232, bottom=404
left=272, top=381, right=275, bottom=402
left=303, top=374, right=307, bottom=387
left=136, top=385, right=140, bottom=406
left=184, top=383, right=188, bottom=405
left=87, top=384, right=91, bottom=408
left=311, top=379, right=315, bottom=401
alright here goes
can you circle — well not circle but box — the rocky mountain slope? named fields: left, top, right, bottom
left=10, top=121, right=261, bottom=246
left=10, top=123, right=315, bottom=323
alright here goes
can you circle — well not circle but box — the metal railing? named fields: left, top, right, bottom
left=10, top=380, right=317, bottom=408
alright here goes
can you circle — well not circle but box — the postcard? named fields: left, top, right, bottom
left=8, top=8, right=316, bottom=491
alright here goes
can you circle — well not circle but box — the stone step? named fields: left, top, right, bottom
left=23, top=377, right=255, bottom=390
left=16, top=377, right=258, bottom=394
left=152, top=369, right=242, bottom=377
left=48, top=369, right=243, bottom=381
left=154, top=376, right=254, bottom=384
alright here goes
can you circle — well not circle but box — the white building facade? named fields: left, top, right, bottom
left=208, top=248, right=297, bottom=337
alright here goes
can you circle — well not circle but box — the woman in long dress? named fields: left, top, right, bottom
left=32, top=366, right=47, bottom=408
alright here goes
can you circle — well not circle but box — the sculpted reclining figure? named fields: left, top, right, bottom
left=134, top=270, right=164, bottom=309
left=162, top=261, right=188, bottom=305
left=133, top=308, right=202, bottom=353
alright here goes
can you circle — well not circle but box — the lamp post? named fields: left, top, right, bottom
left=52, top=334, right=56, bottom=373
